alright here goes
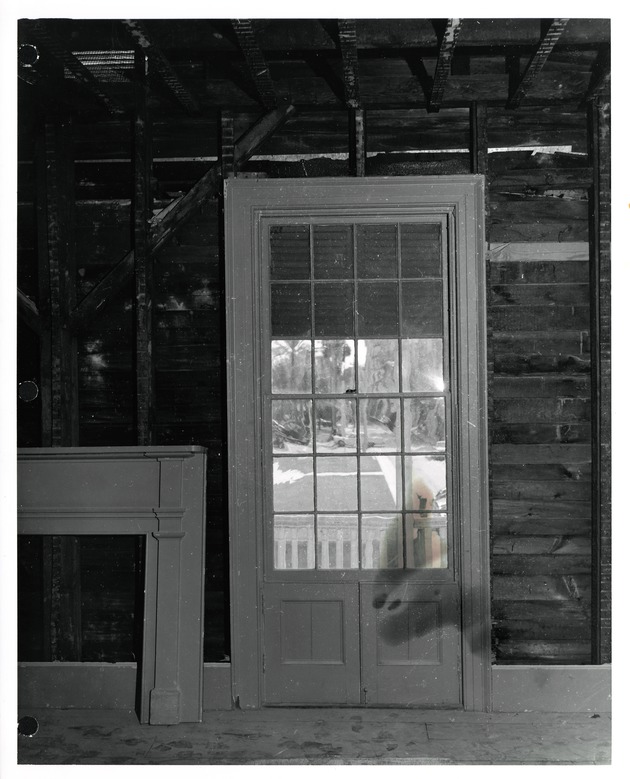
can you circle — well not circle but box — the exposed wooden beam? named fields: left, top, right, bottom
left=337, top=20, right=361, bottom=109
left=470, top=100, right=488, bottom=176
left=133, top=49, right=155, bottom=446
left=221, top=112, right=236, bottom=179
left=17, top=289, right=42, bottom=336
left=231, top=19, right=278, bottom=109
left=303, top=52, right=346, bottom=105
left=582, top=47, right=610, bottom=106
left=43, top=120, right=79, bottom=447
left=69, top=103, right=296, bottom=332
left=506, top=19, right=570, bottom=109
left=21, top=20, right=127, bottom=116
left=429, top=19, right=463, bottom=112
left=349, top=108, right=366, bottom=176
left=121, top=20, right=201, bottom=115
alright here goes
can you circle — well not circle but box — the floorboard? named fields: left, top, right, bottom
left=15, top=707, right=611, bottom=765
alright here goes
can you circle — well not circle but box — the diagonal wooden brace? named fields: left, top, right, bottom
left=68, top=103, right=296, bottom=333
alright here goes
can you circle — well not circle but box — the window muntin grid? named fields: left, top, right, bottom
left=267, top=219, right=451, bottom=572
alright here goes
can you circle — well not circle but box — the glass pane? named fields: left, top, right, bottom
left=272, top=400, right=313, bottom=453
left=273, top=457, right=314, bottom=512
left=316, top=456, right=358, bottom=511
left=405, top=455, right=447, bottom=512
left=270, top=225, right=311, bottom=279
left=313, top=282, right=354, bottom=337
left=360, top=455, right=401, bottom=511
left=272, top=340, right=312, bottom=394
left=357, top=282, right=399, bottom=337
left=361, top=514, right=403, bottom=569
left=401, top=280, right=443, bottom=337
left=356, top=224, right=397, bottom=278
left=273, top=515, right=315, bottom=569
left=315, top=399, right=357, bottom=452
left=317, top=515, right=359, bottom=569
left=357, top=339, right=399, bottom=393
left=404, top=398, right=446, bottom=452
left=313, top=224, right=353, bottom=279
left=407, top=513, right=448, bottom=569
left=314, top=339, right=355, bottom=394
left=401, top=339, right=444, bottom=392
left=401, top=223, right=442, bottom=278
left=271, top=283, right=311, bottom=337
left=359, top=398, right=400, bottom=452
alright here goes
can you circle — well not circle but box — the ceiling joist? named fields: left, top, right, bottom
left=121, top=20, right=201, bottom=115
left=429, top=19, right=463, bottom=112
left=337, top=20, right=361, bottom=109
left=21, top=20, right=126, bottom=116
left=506, top=18, right=570, bottom=109
left=231, top=20, right=278, bottom=109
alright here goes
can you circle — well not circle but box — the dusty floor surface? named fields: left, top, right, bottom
left=15, top=707, right=611, bottom=765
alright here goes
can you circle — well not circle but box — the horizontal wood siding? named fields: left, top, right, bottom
left=488, top=240, right=592, bottom=665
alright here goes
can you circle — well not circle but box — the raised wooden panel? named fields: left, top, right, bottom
left=375, top=600, right=441, bottom=665
left=281, top=600, right=345, bottom=663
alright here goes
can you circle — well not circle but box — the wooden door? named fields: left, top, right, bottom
left=225, top=178, right=490, bottom=711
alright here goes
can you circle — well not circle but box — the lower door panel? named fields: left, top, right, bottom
left=360, top=582, right=462, bottom=706
left=262, top=582, right=361, bottom=705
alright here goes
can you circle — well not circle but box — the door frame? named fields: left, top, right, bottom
left=225, top=176, right=490, bottom=710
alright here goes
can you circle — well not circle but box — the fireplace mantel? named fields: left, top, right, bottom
left=17, top=446, right=207, bottom=725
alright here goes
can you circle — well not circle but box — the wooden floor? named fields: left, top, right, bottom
left=16, top=707, right=611, bottom=765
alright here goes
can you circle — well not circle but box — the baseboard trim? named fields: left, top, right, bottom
left=491, top=665, right=611, bottom=712
left=18, top=662, right=233, bottom=712
left=19, top=662, right=611, bottom=713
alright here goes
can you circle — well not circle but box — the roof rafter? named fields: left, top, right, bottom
left=337, top=20, right=361, bottom=109
left=20, top=20, right=126, bottom=116
left=121, top=19, right=201, bottom=115
left=428, top=19, right=463, bottom=112
left=231, top=19, right=278, bottom=109
left=506, top=18, right=570, bottom=109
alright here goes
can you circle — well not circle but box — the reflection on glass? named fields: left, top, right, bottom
left=407, top=513, right=448, bottom=569
left=314, top=282, right=354, bottom=337
left=401, top=280, right=443, bottom=337
left=273, top=514, right=315, bottom=569
left=271, top=283, right=311, bottom=337
left=317, top=515, right=359, bottom=569
left=316, top=456, right=358, bottom=512
left=270, top=225, right=311, bottom=279
left=357, top=282, right=399, bottom=337
left=315, top=399, right=357, bottom=452
left=272, top=400, right=312, bottom=453
left=405, top=455, right=447, bottom=512
left=404, top=398, right=446, bottom=452
left=400, top=223, right=442, bottom=278
left=272, top=340, right=312, bottom=394
left=360, top=455, right=401, bottom=511
left=401, top=339, right=444, bottom=392
left=273, top=457, right=314, bottom=512
left=356, top=224, right=398, bottom=278
left=361, top=514, right=403, bottom=569
left=359, top=398, right=400, bottom=452
left=357, top=339, right=399, bottom=393
left=313, top=224, right=353, bottom=279
left=314, top=340, right=355, bottom=394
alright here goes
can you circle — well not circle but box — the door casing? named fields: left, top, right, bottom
left=224, top=176, right=490, bottom=710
